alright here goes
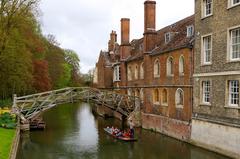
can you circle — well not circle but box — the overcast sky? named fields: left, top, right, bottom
left=39, top=0, right=194, bottom=74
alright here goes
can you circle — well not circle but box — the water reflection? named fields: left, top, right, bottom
left=17, top=103, right=230, bottom=159
left=64, top=103, right=99, bottom=156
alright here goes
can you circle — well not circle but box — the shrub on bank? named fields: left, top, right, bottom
left=0, top=99, right=12, bottom=108
left=0, top=113, right=16, bottom=129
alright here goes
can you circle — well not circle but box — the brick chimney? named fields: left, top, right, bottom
left=121, top=18, right=130, bottom=45
left=143, top=0, right=157, bottom=53
left=120, top=18, right=131, bottom=60
left=108, top=30, right=117, bottom=52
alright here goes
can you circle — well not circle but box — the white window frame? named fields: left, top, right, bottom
left=113, top=65, right=121, bottom=82
left=201, top=34, right=212, bottom=65
left=228, top=26, right=240, bottom=62
left=165, top=32, right=171, bottom=43
left=228, top=0, right=240, bottom=9
left=154, top=59, right=160, bottom=78
left=228, top=80, right=239, bottom=107
left=187, top=25, right=194, bottom=37
left=202, top=80, right=211, bottom=105
left=202, top=0, right=213, bottom=18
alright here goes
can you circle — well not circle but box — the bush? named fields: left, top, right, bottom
left=0, top=99, right=12, bottom=108
left=0, top=113, right=16, bottom=129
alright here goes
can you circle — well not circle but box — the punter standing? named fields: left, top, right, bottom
left=129, top=119, right=134, bottom=138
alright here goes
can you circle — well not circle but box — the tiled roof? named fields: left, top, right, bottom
left=152, top=15, right=195, bottom=55
left=125, top=15, right=194, bottom=62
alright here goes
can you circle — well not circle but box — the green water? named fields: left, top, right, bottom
left=17, top=103, right=230, bottom=159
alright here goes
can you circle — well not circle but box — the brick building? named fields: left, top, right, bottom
left=95, top=0, right=194, bottom=141
left=191, top=0, right=240, bottom=158
left=94, top=0, right=240, bottom=157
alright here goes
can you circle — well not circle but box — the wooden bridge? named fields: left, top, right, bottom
left=11, top=87, right=141, bottom=124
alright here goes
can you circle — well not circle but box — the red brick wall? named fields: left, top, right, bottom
left=142, top=113, right=191, bottom=141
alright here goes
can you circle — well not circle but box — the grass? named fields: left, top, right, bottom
left=0, top=128, right=16, bottom=159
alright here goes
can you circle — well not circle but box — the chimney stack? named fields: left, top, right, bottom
left=121, top=18, right=130, bottom=45
left=108, top=30, right=117, bottom=52
left=143, top=0, right=156, bottom=53
left=144, top=0, right=156, bottom=33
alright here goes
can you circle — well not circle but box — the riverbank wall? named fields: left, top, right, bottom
left=141, top=113, right=191, bottom=141
left=191, top=119, right=240, bottom=159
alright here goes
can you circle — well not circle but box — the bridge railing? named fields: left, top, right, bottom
left=12, top=87, right=142, bottom=122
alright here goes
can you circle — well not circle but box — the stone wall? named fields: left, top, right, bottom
left=191, top=119, right=240, bottom=159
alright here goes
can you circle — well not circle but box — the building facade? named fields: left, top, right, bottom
left=94, top=0, right=240, bottom=158
left=95, top=0, right=194, bottom=141
left=191, top=0, right=240, bottom=158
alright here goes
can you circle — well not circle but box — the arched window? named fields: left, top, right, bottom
left=128, top=65, right=132, bottom=81
left=179, top=56, right=184, bottom=75
left=162, top=89, right=168, bottom=106
left=135, top=64, right=139, bottom=80
left=154, top=59, right=160, bottom=78
left=127, top=89, right=132, bottom=96
left=175, top=88, right=184, bottom=108
left=167, top=57, right=174, bottom=76
left=140, top=88, right=144, bottom=101
left=135, top=89, right=140, bottom=97
left=140, top=62, right=144, bottom=79
left=153, top=89, right=160, bottom=104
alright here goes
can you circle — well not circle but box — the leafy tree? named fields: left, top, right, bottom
left=32, top=60, right=51, bottom=92
left=56, top=63, right=72, bottom=88
left=64, top=49, right=81, bottom=86
left=0, top=0, right=39, bottom=55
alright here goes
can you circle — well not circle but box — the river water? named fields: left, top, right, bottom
left=17, top=103, right=230, bottom=159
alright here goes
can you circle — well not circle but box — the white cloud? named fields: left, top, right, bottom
left=40, top=0, right=194, bottom=73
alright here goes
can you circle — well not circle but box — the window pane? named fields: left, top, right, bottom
left=203, top=36, right=212, bottom=63
left=202, top=81, right=210, bottom=103
left=229, top=80, right=239, bottom=105
left=233, top=0, right=240, bottom=5
left=205, top=0, right=212, bottom=16
left=231, top=28, right=240, bottom=60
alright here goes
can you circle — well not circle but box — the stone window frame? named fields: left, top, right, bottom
left=201, top=0, right=213, bottom=19
left=228, top=0, right=240, bottom=9
left=225, top=78, right=240, bottom=109
left=135, top=89, right=140, bottom=98
left=201, top=33, right=213, bottom=66
left=175, top=88, right=184, bottom=109
left=140, top=88, right=144, bottom=101
left=134, top=64, right=139, bottom=80
left=140, top=62, right=144, bottom=79
left=179, top=55, right=185, bottom=76
left=227, top=25, right=240, bottom=62
left=113, top=65, right=121, bottom=82
left=153, top=58, right=160, bottom=78
left=161, top=88, right=168, bottom=107
left=153, top=88, right=160, bottom=105
left=127, top=65, right=133, bottom=81
left=200, top=79, right=212, bottom=106
left=167, top=56, right=174, bottom=77
left=187, top=25, right=194, bottom=37
left=127, top=88, right=133, bottom=96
